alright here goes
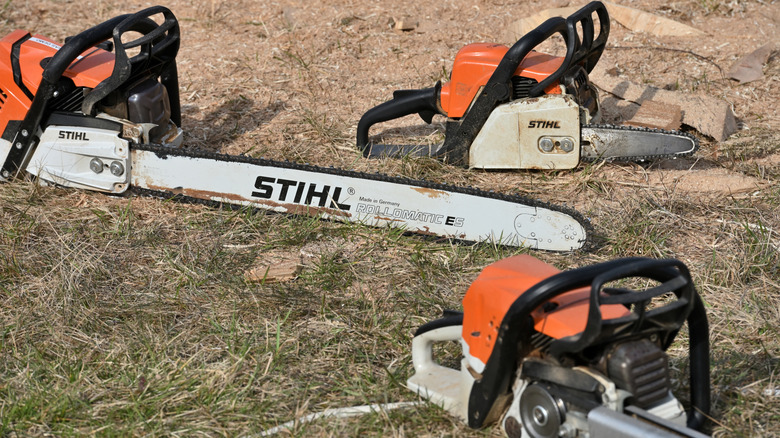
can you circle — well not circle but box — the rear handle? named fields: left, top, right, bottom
left=356, top=83, right=442, bottom=156
left=411, top=324, right=462, bottom=374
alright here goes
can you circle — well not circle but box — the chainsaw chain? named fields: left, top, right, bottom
left=129, top=143, right=596, bottom=251
left=580, top=123, right=700, bottom=163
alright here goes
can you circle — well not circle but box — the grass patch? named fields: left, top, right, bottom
left=2, top=156, right=779, bottom=437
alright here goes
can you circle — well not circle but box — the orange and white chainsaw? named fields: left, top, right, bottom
left=408, top=255, right=711, bottom=437
left=0, top=6, right=590, bottom=251
left=357, top=2, right=698, bottom=169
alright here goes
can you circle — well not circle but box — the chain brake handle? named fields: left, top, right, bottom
left=80, top=6, right=180, bottom=120
left=528, top=1, right=609, bottom=97
left=110, top=6, right=179, bottom=71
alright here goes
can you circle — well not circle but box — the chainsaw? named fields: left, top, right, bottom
left=357, top=1, right=698, bottom=169
left=407, top=255, right=711, bottom=437
left=0, top=6, right=591, bottom=252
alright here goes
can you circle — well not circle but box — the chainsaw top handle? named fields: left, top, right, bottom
left=528, top=0, right=609, bottom=97
left=465, top=257, right=710, bottom=432
left=81, top=6, right=180, bottom=124
left=1, top=6, right=180, bottom=179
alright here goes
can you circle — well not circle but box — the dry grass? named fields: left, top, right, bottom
left=2, top=0, right=780, bottom=436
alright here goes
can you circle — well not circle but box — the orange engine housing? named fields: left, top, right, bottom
left=461, top=255, right=630, bottom=369
left=0, top=30, right=114, bottom=135
left=438, top=43, right=564, bottom=119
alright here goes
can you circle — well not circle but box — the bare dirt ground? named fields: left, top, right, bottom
left=1, top=0, right=779, bottom=436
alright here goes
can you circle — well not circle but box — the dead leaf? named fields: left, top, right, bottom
left=728, top=43, right=776, bottom=84
left=245, top=260, right=303, bottom=283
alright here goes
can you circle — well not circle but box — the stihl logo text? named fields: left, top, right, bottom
left=527, top=120, right=560, bottom=129
left=252, top=176, right=352, bottom=211
left=58, top=130, right=90, bottom=141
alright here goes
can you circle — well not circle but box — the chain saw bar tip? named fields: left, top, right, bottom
left=356, top=1, right=609, bottom=164
left=1, top=5, right=179, bottom=179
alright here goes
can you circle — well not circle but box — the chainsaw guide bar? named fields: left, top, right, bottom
left=580, top=124, right=700, bottom=163
left=130, top=144, right=593, bottom=252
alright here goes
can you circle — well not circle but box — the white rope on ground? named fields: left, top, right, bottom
left=258, top=401, right=421, bottom=436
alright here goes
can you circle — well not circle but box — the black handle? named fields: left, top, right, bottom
left=547, top=259, right=695, bottom=359
left=483, top=0, right=608, bottom=100
left=529, top=1, right=609, bottom=97
left=413, top=311, right=464, bottom=336
left=40, top=15, right=130, bottom=84
left=685, top=292, right=710, bottom=430
left=81, top=6, right=180, bottom=120
left=487, top=17, right=569, bottom=98
left=356, top=83, right=442, bottom=156
left=569, top=1, right=609, bottom=74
